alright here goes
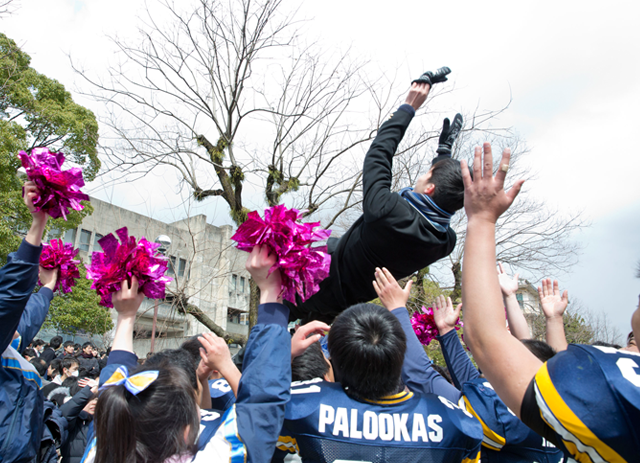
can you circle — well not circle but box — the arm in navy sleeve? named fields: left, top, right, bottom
left=234, top=302, right=291, bottom=463
left=16, top=287, right=54, bottom=353
left=0, top=239, right=42, bottom=353
left=392, top=306, right=461, bottom=403
left=436, top=329, right=479, bottom=390
left=361, top=105, right=415, bottom=223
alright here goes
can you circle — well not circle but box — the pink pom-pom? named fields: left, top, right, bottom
left=18, top=148, right=90, bottom=220
left=39, top=239, right=81, bottom=293
left=86, top=227, right=173, bottom=308
left=231, top=204, right=331, bottom=304
left=410, top=306, right=463, bottom=346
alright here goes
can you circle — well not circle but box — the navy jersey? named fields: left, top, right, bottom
left=459, top=378, right=565, bottom=463
left=209, top=378, right=236, bottom=411
left=275, top=377, right=482, bottom=463
left=523, top=344, right=640, bottom=462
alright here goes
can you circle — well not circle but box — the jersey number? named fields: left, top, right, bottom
left=617, top=357, right=640, bottom=387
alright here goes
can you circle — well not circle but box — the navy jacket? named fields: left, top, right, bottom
left=0, top=239, right=45, bottom=463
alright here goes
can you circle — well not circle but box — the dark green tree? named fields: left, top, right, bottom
left=44, top=262, right=113, bottom=336
left=0, top=32, right=99, bottom=264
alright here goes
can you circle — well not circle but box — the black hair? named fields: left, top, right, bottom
left=49, top=336, right=63, bottom=350
left=429, top=157, right=470, bottom=214
left=94, top=364, right=199, bottom=463
left=144, top=349, right=198, bottom=392
left=180, top=336, right=204, bottom=367
left=74, top=343, right=81, bottom=350
left=628, top=331, right=635, bottom=344
left=328, top=303, right=406, bottom=401
left=33, top=339, right=45, bottom=347
left=23, top=348, right=37, bottom=359
left=30, top=358, right=47, bottom=377
left=292, top=341, right=330, bottom=382
left=63, top=340, right=75, bottom=349
left=521, top=339, right=556, bottom=362
left=48, top=358, right=62, bottom=377
left=82, top=342, right=94, bottom=350
left=61, top=357, right=79, bottom=372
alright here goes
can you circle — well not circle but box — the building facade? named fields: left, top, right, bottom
left=62, top=197, right=250, bottom=355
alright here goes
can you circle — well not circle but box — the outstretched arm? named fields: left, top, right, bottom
left=538, top=278, right=569, bottom=352
left=433, top=296, right=479, bottom=388
left=460, top=143, right=539, bottom=418
left=0, top=182, right=48, bottom=353
left=15, top=267, right=57, bottom=353
left=498, top=263, right=531, bottom=340
left=373, top=267, right=461, bottom=403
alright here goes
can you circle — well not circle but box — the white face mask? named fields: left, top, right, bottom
left=71, top=370, right=79, bottom=377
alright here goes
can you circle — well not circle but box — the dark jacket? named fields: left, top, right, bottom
left=40, top=401, right=68, bottom=463
left=0, top=239, right=46, bottom=463
left=289, top=106, right=456, bottom=321
left=59, top=386, right=94, bottom=463
left=39, top=348, right=56, bottom=364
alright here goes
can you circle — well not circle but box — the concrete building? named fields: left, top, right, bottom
left=62, top=197, right=250, bottom=355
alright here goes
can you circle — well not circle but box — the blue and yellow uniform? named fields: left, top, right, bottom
left=208, top=378, right=236, bottom=411
left=522, top=344, right=640, bottom=463
left=460, top=378, right=565, bottom=463
left=273, top=377, right=482, bottom=463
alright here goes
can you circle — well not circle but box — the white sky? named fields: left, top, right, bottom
left=3, top=0, right=639, bottom=339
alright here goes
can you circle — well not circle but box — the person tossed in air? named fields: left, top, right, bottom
left=288, top=67, right=467, bottom=323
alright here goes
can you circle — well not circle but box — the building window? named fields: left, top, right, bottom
left=516, top=293, right=524, bottom=309
left=64, top=228, right=77, bottom=246
left=167, top=256, right=176, bottom=275
left=240, top=276, right=245, bottom=293
left=79, top=229, right=92, bottom=251
left=93, top=233, right=104, bottom=251
left=178, top=258, right=186, bottom=277
left=240, top=313, right=249, bottom=325
left=232, top=274, right=237, bottom=292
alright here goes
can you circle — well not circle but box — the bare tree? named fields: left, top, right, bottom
left=392, top=114, right=587, bottom=301
left=74, top=0, right=437, bottom=332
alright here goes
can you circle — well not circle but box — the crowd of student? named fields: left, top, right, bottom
left=1, top=75, right=639, bottom=463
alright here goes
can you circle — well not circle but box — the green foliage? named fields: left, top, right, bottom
left=44, top=262, right=113, bottom=335
left=0, top=33, right=98, bottom=264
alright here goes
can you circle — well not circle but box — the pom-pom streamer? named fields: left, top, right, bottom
left=18, top=147, right=90, bottom=220
left=410, top=306, right=463, bottom=346
left=231, top=205, right=331, bottom=304
left=86, top=227, right=172, bottom=308
left=39, top=238, right=81, bottom=293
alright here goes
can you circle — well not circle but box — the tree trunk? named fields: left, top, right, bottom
left=184, top=303, right=247, bottom=345
left=249, top=279, right=259, bottom=329
left=450, top=261, right=462, bottom=303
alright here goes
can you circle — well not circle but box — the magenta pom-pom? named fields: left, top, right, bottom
left=86, top=227, right=173, bottom=308
left=410, top=306, right=463, bottom=346
left=18, top=147, right=90, bottom=220
left=39, top=238, right=81, bottom=293
left=231, top=204, right=331, bottom=304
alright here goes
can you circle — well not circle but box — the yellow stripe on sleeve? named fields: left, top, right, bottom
left=462, top=396, right=505, bottom=451
left=461, top=450, right=481, bottom=463
left=535, top=363, right=625, bottom=463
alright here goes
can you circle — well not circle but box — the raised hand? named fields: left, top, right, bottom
left=436, top=113, right=463, bottom=156
left=245, top=244, right=282, bottom=304
left=198, top=332, right=241, bottom=397
left=112, top=276, right=144, bottom=318
left=433, top=295, right=462, bottom=336
left=412, top=66, right=452, bottom=86
left=461, top=143, right=525, bottom=224
left=373, top=267, right=412, bottom=311
left=38, top=266, right=58, bottom=291
left=291, top=320, right=331, bottom=359
left=404, top=82, right=431, bottom=111
left=23, top=181, right=47, bottom=246
left=497, top=262, right=519, bottom=297
left=538, top=278, right=568, bottom=320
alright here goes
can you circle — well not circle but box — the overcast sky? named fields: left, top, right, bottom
left=3, top=0, right=639, bottom=339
